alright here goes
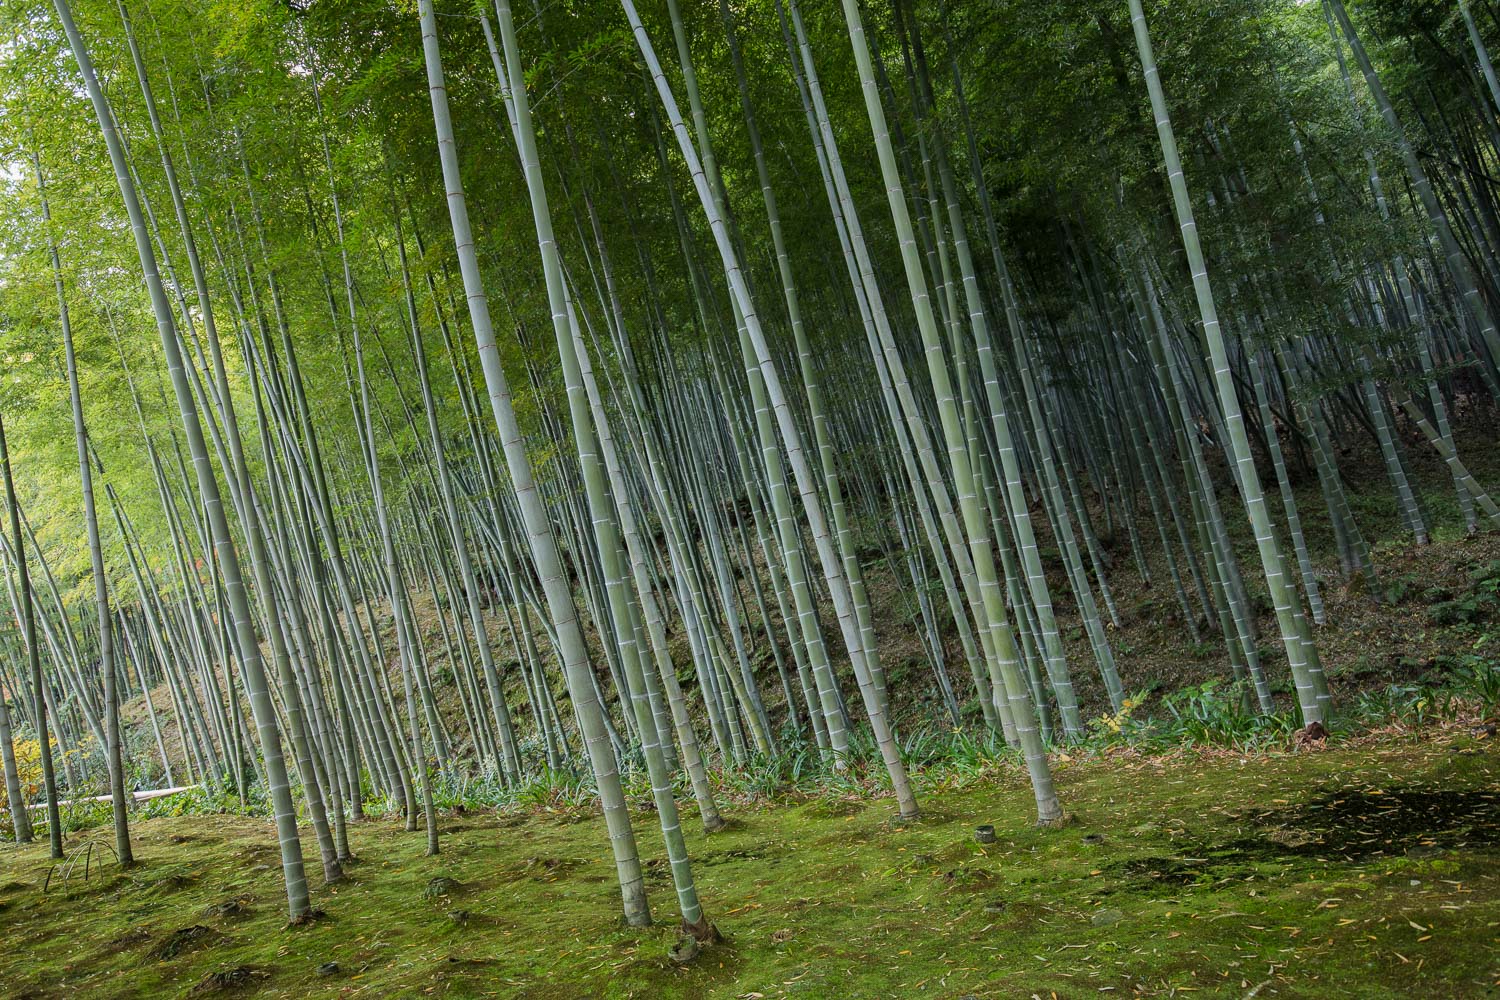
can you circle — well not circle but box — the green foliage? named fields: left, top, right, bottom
left=1346, top=683, right=1444, bottom=728
left=1450, top=637, right=1500, bottom=712
left=135, top=784, right=258, bottom=821
left=1426, top=560, right=1500, bottom=626
left=512, top=767, right=596, bottom=811
left=1146, top=682, right=1295, bottom=750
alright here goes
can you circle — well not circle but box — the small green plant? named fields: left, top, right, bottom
left=1450, top=638, right=1500, bottom=712
left=1427, top=593, right=1491, bottom=626
left=1083, top=681, right=1297, bottom=751
left=1087, top=690, right=1149, bottom=740
left=513, top=768, right=594, bottom=811
left=1157, top=681, right=1297, bottom=749
left=1429, top=561, right=1500, bottom=626
left=1382, top=573, right=1422, bottom=604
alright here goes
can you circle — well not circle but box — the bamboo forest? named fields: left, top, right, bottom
left=0, top=0, right=1498, bottom=995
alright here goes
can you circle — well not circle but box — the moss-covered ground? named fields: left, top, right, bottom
left=3, top=721, right=1496, bottom=999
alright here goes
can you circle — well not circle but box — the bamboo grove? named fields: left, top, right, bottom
left=0, top=0, right=1495, bottom=937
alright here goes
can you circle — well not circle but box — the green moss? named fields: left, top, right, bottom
left=2, top=730, right=1497, bottom=998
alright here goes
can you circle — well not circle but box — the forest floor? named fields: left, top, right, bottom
left=10, top=424, right=1500, bottom=998
left=2, top=719, right=1497, bottom=999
